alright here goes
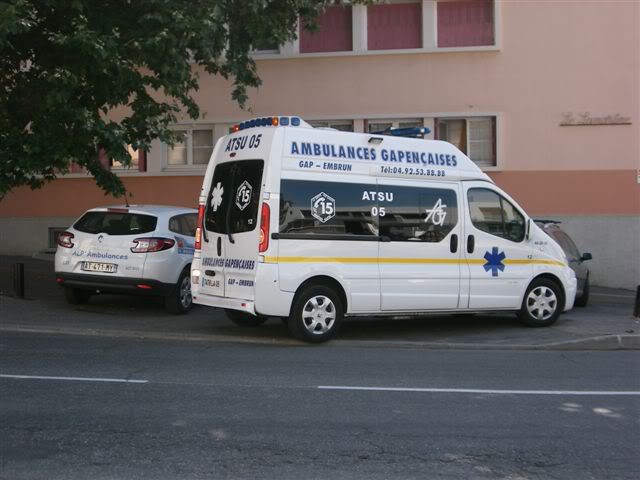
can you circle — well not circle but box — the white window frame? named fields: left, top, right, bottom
left=366, top=117, right=425, bottom=132
left=162, top=125, right=216, bottom=171
left=435, top=114, right=501, bottom=171
left=308, top=119, right=355, bottom=131
left=250, top=0, right=499, bottom=60
left=110, top=144, right=141, bottom=171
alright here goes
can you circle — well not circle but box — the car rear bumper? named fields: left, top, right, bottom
left=55, top=272, right=175, bottom=296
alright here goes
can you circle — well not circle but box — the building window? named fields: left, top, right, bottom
left=167, top=128, right=214, bottom=167
left=309, top=120, right=354, bottom=132
left=368, top=2, right=422, bottom=51
left=300, top=6, right=353, bottom=53
left=252, top=38, right=280, bottom=54
left=437, top=0, right=494, bottom=48
left=110, top=145, right=146, bottom=171
left=366, top=118, right=423, bottom=133
left=436, top=116, right=496, bottom=168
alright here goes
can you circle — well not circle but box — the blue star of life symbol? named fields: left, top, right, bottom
left=483, top=247, right=506, bottom=277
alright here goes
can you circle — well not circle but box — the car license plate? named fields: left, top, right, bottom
left=82, top=262, right=117, bottom=273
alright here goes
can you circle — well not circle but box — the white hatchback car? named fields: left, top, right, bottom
left=55, top=205, right=197, bottom=313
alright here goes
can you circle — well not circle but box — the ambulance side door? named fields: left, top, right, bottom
left=462, top=183, right=533, bottom=309
left=378, top=178, right=463, bottom=311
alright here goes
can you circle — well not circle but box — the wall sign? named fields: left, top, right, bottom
left=560, top=112, right=632, bottom=126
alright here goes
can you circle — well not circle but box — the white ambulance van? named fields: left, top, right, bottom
left=191, top=116, right=576, bottom=343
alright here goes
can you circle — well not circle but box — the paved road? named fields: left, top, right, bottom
left=2, top=332, right=639, bottom=479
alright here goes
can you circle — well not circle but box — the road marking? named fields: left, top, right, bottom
left=318, top=386, right=640, bottom=396
left=592, top=293, right=634, bottom=299
left=0, top=374, right=148, bottom=384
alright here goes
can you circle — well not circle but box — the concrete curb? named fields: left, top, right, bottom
left=2, top=324, right=639, bottom=351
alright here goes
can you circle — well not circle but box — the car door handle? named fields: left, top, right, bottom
left=467, top=235, right=475, bottom=254
left=450, top=234, right=458, bottom=253
left=217, top=236, right=222, bottom=257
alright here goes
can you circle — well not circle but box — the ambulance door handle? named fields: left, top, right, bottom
left=217, top=236, right=222, bottom=256
left=450, top=234, right=458, bottom=253
left=467, top=235, right=475, bottom=254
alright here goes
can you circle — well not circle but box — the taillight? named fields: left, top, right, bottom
left=259, top=202, right=270, bottom=253
left=57, top=232, right=74, bottom=248
left=130, top=237, right=175, bottom=253
left=195, top=204, right=205, bottom=250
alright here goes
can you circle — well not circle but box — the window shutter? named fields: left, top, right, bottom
left=437, top=0, right=494, bottom=48
left=300, top=6, right=353, bottom=53
left=138, top=150, right=147, bottom=172
left=368, top=3, right=422, bottom=50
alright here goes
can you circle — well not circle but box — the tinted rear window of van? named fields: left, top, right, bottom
left=205, top=160, right=264, bottom=234
left=74, top=212, right=157, bottom=235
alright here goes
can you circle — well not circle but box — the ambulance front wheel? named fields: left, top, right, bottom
left=288, top=285, right=344, bottom=343
left=518, top=278, right=563, bottom=327
left=225, top=309, right=269, bottom=327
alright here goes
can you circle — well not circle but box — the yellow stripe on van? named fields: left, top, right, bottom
left=264, top=256, right=566, bottom=267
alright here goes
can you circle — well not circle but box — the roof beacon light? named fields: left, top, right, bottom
left=230, top=116, right=305, bottom=133
left=370, top=126, right=431, bottom=138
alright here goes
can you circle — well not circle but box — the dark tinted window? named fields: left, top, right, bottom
left=280, top=180, right=377, bottom=236
left=552, top=230, right=580, bottom=260
left=379, top=186, right=458, bottom=242
left=468, top=188, right=525, bottom=242
left=74, top=212, right=157, bottom=236
left=205, top=160, right=264, bottom=234
left=169, top=213, right=197, bottom=237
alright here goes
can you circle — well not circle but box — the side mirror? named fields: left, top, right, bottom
left=581, top=252, right=593, bottom=261
left=525, top=218, right=532, bottom=241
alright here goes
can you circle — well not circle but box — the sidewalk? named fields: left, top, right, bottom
left=1, top=255, right=638, bottom=350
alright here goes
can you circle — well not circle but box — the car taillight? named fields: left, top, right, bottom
left=130, top=237, right=175, bottom=253
left=259, top=202, right=270, bottom=253
left=57, top=232, right=74, bottom=248
left=195, top=204, right=205, bottom=250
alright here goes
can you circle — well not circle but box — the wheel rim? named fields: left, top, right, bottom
left=302, top=295, right=336, bottom=335
left=526, top=286, right=558, bottom=321
left=179, top=276, right=192, bottom=309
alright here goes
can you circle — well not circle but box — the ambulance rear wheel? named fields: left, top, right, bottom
left=225, top=309, right=268, bottom=327
left=64, top=287, right=91, bottom=305
left=518, top=278, right=563, bottom=327
left=288, top=285, right=344, bottom=343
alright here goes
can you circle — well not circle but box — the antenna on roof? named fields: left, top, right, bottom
left=370, top=126, right=431, bottom=138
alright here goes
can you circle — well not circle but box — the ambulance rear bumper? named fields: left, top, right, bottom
left=192, top=292, right=256, bottom=315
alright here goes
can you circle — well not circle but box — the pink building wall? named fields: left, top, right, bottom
left=0, top=1, right=638, bottom=286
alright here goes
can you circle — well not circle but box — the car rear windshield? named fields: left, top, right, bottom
left=74, top=211, right=157, bottom=235
left=205, top=159, right=264, bottom=234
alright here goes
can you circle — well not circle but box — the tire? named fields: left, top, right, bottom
left=64, top=287, right=91, bottom=305
left=575, top=277, right=590, bottom=307
left=518, top=278, right=563, bottom=327
left=288, top=285, right=344, bottom=343
left=165, top=269, right=193, bottom=314
left=225, top=309, right=269, bottom=327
